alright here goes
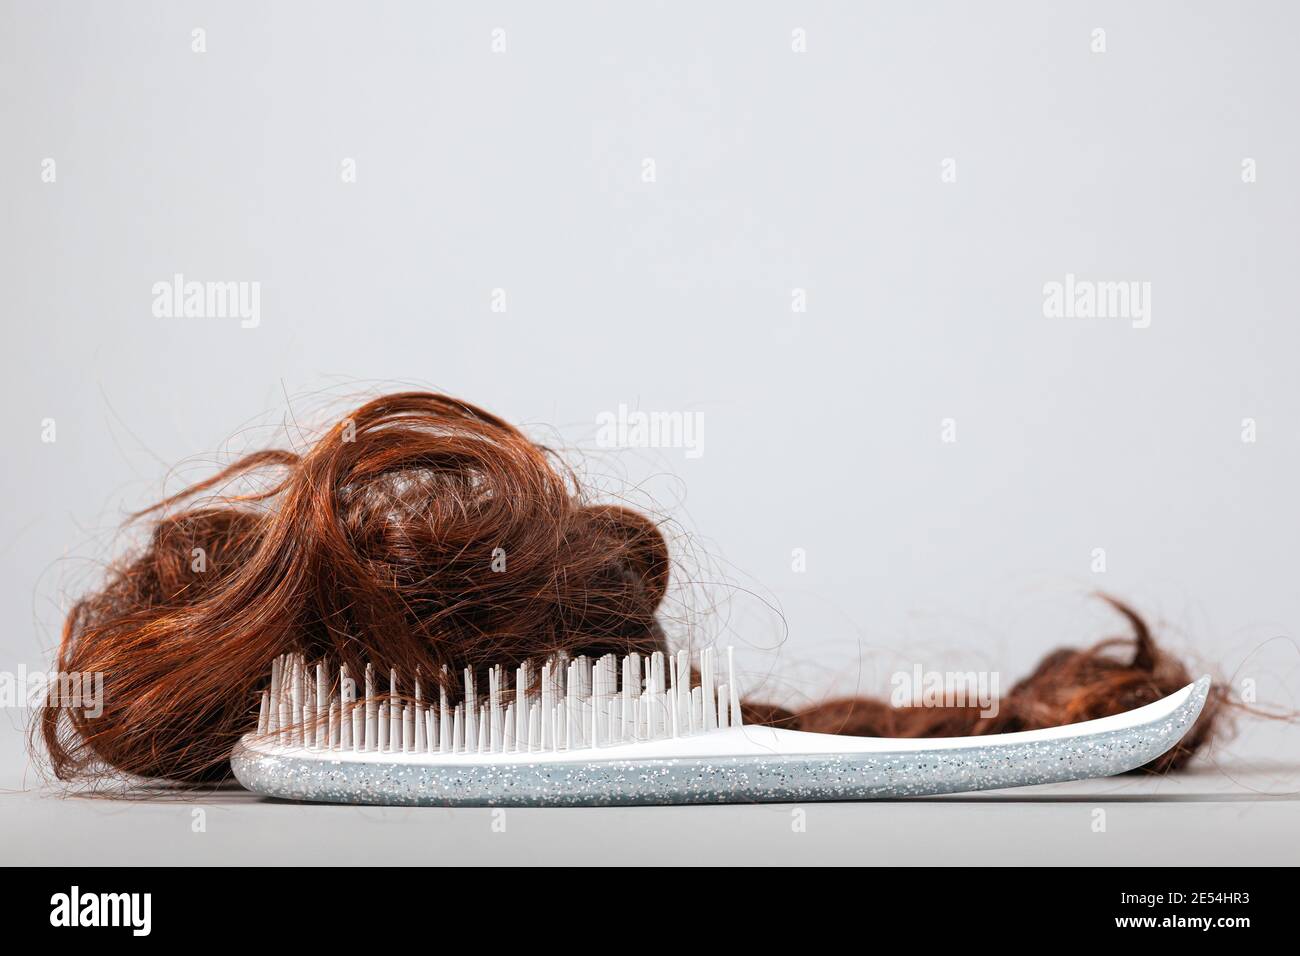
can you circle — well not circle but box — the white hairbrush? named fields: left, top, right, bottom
left=232, top=648, right=1210, bottom=806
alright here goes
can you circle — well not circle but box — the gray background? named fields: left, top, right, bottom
left=1, top=0, right=1297, bottom=864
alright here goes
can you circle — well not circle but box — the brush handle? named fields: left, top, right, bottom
left=231, top=677, right=1210, bottom=806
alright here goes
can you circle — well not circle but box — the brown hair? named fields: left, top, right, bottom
left=40, top=391, right=1227, bottom=785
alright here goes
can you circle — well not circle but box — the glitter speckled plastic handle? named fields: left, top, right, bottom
left=231, top=676, right=1210, bottom=806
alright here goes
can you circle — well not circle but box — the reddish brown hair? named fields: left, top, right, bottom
left=747, top=596, right=1224, bottom=772
left=40, top=392, right=1226, bottom=785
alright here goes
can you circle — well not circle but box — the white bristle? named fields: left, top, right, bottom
left=304, top=688, right=316, bottom=748
left=388, top=674, right=401, bottom=752
left=489, top=667, right=502, bottom=752
left=268, top=657, right=281, bottom=736
left=620, top=656, right=632, bottom=742
left=701, top=649, right=715, bottom=731
left=727, top=646, right=743, bottom=728
left=464, top=668, right=478, bottom=752
left=514, top=663, right=528, bottom=749
left=290, top=656, right=303, bottom=745
left=540, top=662, right=554, bottom=749
left=277, top=656, right=291, bottom=744
left=364, top=665, right=377, bottom=751
left=565, top=660, right=578, bottom=751
left=256, top=646, right=746, bottom=757
left=315, top=663, right=327, bottom=741
left=439, top=686, right=452, bottom=753
left=675, top=650, right=689, bottom=726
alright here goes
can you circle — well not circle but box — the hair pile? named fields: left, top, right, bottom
left=40, top=391, right=1226, bottom=786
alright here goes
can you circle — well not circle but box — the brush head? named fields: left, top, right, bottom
left=253, top=646, right=743, bottom=757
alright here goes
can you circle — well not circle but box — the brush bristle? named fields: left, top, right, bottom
left=254, top=648, right=744, bottom=755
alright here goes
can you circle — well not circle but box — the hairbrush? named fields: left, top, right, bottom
left=231, top=647, right=1211, bottom=806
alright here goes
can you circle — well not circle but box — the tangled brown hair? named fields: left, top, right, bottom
left=40, top=391, right=1227, bottom=786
